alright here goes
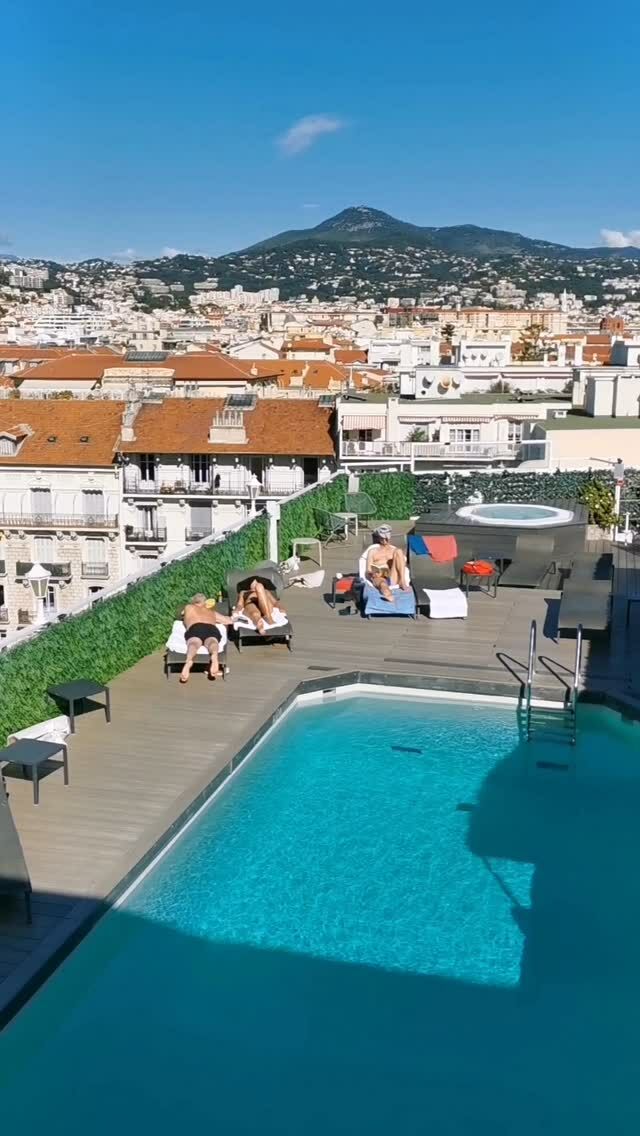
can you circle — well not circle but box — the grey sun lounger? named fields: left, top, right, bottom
left=558, top=554, right=613, bottom=638
left=0, top=773, right=32, bottom=923
left=498, top=534, right=556, bottom=588
left=226, top=562, right=293, bottom=651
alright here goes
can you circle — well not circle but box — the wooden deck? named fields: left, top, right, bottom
left=1, top=528, right=639, bottom=1019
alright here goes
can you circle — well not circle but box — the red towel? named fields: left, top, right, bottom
left=425, top=535, right=458, bottom=563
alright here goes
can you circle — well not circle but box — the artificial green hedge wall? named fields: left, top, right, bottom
left=278, top=475, right=347, bottom=557
left=0, top=517, right=267, bottom=744
left=359, top=468, right=640, bottom=519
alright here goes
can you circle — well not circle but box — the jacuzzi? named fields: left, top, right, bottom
left=456, top=503, right=574, bottom=527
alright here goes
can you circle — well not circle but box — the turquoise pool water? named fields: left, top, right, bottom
left=2, top=695, right=640, bottom=1134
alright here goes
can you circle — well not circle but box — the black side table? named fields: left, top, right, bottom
left=0, top=738, right=69, bottom=805
left=48, top=678, right=111, bottom=734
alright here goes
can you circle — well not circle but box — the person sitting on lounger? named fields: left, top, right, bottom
left=366, top=525, right=410, bottom=602
left=180, top=594, right=233, bottom=683
left=233, top=578, right=287, bottom=635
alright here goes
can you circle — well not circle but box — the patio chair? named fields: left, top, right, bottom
left=164, top=615, right=230, bottom=680
left=315, top=509, right=349, bottom=545
left=497, top=534, right=557, bottom=589
left=344, top=491, right=377, bottom=529
left=0, top=772, right=32, bottom=923
left=226, top=562, right=293, bottom=651
left=357, top=534, right=417, bottom=618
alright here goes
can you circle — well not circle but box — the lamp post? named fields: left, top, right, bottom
left=26, top=562, right=51, bottom=625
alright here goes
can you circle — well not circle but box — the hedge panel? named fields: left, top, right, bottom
left=278, top=475, right=347, bottom=558
left=0, top=517, right=267, bottom=744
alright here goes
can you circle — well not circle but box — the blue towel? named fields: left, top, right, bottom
left=408, top=534, right=429, bottom=556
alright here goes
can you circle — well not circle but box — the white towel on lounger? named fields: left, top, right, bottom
left=166, top=619, right=227, bottom=655
left=233, top=606, right=288, bottom=631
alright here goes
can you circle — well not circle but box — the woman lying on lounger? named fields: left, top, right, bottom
left=233, top=578, right=288, bottom=635
left=366, top=525, right=410, bottom=603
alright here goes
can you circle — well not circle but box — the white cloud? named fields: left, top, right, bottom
left=278, top=115, right=345, bottom=156
left=600, top=228, right=640, bottom=248
left=161, top=246, right=184, bottom=257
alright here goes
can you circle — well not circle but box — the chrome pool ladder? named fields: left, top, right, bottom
left=524, top=619, right=582, bottom=746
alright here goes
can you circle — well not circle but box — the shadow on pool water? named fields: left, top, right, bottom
left=2, top=732, right=640, bottom=1135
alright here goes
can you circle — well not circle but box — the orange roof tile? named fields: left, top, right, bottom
left=0, top=400, right=124, bottom=466
left=285, top=338, right=332, bottom=353
left=14, top=352, right=277, bottom=385
left=334, top=349, right=368, bottom=364
left=119, top=399, right=335, bottom=456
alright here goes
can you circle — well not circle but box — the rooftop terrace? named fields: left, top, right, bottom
left=0, top=475, right=639, bottom=1021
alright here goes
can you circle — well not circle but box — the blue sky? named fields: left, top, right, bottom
left=3, top=0, right=640, bottom=261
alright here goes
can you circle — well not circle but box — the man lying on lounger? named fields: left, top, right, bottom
left=366, top=525, right=410, bottom=603
left=180, top=594, right=233, bottom=683
left=232, top=578, right=288, bottom=635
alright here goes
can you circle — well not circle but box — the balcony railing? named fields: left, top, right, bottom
left=82, top=563, right=110, bottom=579
left=0, top=606, right=8, bottom=623
left=123, top=476, right=159, bottom=494
left=125, top=527, right=168, bottom=543
left=185, top=528, right=214, bottom=542
left=16, top=561, right=72, bottom=579
left=0, top=513, right=118, bottom=530
left=340, top=439, right=521, bottom=462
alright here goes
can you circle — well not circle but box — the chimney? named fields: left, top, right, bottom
left=120, top=401, right=139, bottom=443
left=208, top=409, right=247, bottom=445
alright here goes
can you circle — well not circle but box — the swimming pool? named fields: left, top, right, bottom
left=2, top=693, right=640, bottom=1134
left=456, top=502, right=574, bottom=526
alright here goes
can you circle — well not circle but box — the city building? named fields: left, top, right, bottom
left=0, top=402, right=124, bottom=633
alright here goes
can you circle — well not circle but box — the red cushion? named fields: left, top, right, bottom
left=462, top=560, right=495, bottom=577
left=335, top=576, right=356, bottom=594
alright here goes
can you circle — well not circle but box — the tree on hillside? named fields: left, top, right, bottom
left=442, top=322, right=456, bottom=341
left=518, top=322, right=547, bottom=362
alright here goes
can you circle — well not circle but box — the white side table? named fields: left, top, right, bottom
left=333, top=511, right=359, bottom=538
left=292, top=538, right=323, bottom=567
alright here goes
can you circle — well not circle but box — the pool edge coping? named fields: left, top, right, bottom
left=1, top=670, right=639, bottom=1030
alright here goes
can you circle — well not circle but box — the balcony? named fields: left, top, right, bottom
left=82, top=562, right=110, bottom=579
left=125, top=527, right=168, bottom=544
left=185, top=528, right=213, bottom=543
left=0, top=606, right=8, bottom=623
left=16, top=561, right=72, bottom=579
left=340, top=439, right=521, bottom=464
left=123, top=475, right=159, bottom=495
left=0, top=513, right=118, bottom=530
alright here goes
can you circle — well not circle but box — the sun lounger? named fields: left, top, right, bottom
left=164, top=619, right=229, bottom=679
left=498, top=534, right=556, bottom=588
left=0, top=773, right=32, bottom=923
left=408, top=535, right=461, bottom=593
left=357, top=544, right=417, bottom=618
left=558, top=553, right=613, bottom=638
left=226, top=562, right=293, bottom=651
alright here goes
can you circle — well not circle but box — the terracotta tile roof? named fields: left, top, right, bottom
left=0, top=346, right=117, bottom=361
left=13, top=352, right=274, bottom=385
left=119, top=399, right=335, bottom=456
left=0, top=400, right=124, bottom=466
left=334, top=349, right=368, bottom=364
left=285, top=338, right=332, bottom=353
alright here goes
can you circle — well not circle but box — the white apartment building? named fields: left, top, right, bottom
left=119, top=395, right=335, bottom=570
left=0, top=402, right=124, bottom=634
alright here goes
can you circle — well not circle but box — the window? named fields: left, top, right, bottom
left=507, top=421, right=523, bottom=443
left=137, top=505, right=158, bottom=533
left=31, top=488, right=52, bottom=517
left=450, top=428, right=480, bottom=444
left=190, top=455, right=211, bottom=484
left=43, top=584, right=57, bottom=614
left=85, top=537, right=106, bottom=563
left=139, top=454, right=156, bottom=481
left=0, top=434, right=16, bottom=456
left=82, top=490, right=104, bottom=517
left=34, top=535, right=54, bottom=563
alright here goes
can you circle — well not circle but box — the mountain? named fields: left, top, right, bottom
left=238, top=205, right=640, bottom=259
